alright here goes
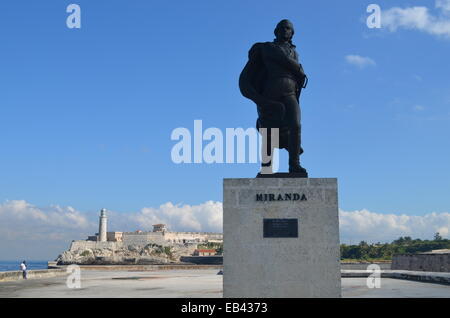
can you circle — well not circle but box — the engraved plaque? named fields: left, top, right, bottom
left=263, top=219, right=298, bottom=238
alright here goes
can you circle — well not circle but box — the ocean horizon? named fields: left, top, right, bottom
left=0, top=260, right=49, bottom=272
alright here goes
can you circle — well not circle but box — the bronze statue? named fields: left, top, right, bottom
left=239, top=19, right=308, bottom=177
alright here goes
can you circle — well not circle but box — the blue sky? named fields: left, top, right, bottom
left=1, top=1, right=450, bottom=259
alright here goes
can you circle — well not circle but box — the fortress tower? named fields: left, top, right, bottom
left=98, top=208, right=107, bottom=242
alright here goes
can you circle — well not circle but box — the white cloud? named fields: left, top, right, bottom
left=0, top=200, right=223, bottom=239
left=127, top=201, right=223, bottom=233
left=0, top=200, right=223, bottom=259
left=0, top=200, right=92, bottom=232
left=339, top=209, right=450, bottom=243
left=382, top=1, right=450, bottom=37
left=436, top=0, right=450, bottom=13
left=2, top=199, right=449, bottom=259
left=345, top=55, right=376, bottom=69
left=0, top=200, right=97, bottom=259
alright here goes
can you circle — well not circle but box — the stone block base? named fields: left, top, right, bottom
left=223, top=178, right=341, bottom=298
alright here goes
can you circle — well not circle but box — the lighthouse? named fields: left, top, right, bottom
left=98, top=208, right=107, bottom=242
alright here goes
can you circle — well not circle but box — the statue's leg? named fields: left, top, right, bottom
left=283, top=95, right=307, bottom=174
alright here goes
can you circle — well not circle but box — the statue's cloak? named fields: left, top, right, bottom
left=239, top=42, right=291, bottom=149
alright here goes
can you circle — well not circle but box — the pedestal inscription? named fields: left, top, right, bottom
left=263, top=219, right=298, bottom=238
left=223, top=178, right=341, bottom=298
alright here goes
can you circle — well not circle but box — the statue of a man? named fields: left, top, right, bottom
left=239, top=19, right=308, bottom=176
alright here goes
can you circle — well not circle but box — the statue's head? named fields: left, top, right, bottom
left=274, top=19, right=295, bottom=42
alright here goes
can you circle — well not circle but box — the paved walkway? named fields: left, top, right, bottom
left=1, top=269, right=450, bottom=298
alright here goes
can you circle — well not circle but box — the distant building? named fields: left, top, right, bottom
left=429, top=249, right=450, bottom=254
left=98, top=209, right=107, bottom=242
left=207, top=239, right=223, bottom=244
left=153, top=224, right=167, bottom=233
left=87, top=235, right=98, bottom=242
left=194, top=249, right=217, bottom=256
left=82, top=209, right=222, bottom=246
left=107, top=232, right=123, bottom=242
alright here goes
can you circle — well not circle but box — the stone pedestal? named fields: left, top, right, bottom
left=223, top=178, right=341, bottom=298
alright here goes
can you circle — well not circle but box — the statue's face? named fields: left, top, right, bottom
left=276, top=22, right=294, bottom=41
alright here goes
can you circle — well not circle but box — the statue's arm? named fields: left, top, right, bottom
left=239, top=44, right=286, bottom=120
left=262, top=44, right=306, bottom=80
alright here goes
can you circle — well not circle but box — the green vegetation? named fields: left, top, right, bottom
left=163, top=246, right=173, bottom=258
left=152, top=245, right=173, bottom=257
left=340, top=233, right=450, bottom=261
left=80, top=250, right=91, bottom=257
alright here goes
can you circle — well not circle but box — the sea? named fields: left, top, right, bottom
left=0, top=260, right=49, bottom=272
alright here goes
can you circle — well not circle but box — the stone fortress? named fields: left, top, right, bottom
left=57, top=209, right=223, bottom=265
left=75, top=208, right=223, bottom=249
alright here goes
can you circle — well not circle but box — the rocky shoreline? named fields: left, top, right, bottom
left=56, top=243, right=198, bottom=265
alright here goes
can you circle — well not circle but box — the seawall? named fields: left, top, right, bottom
left=53, top=264, right=223, bottom=271
left=340, top=262, right=391, bottom=270
left=392, top=253, right=450, bottom=272
left=0, top=269, right=67, bottom=282
left=180, top=256, right=223, bottom=265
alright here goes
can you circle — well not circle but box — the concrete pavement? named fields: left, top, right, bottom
left=1, top=269, right=450, bottom=298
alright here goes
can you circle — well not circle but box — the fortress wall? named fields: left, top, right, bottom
left=164, top=232, right=223, bottom=243
left=69, top=241, right=122, bottom=252
left=122, top=232, right=166, bottom=246
left=69, top=232, right=222, bottom=251
left=171, top=232, right=222, bottom=236
left=204, top=233, right=223, bottom=240
left=165, top=232, right=208, bottom=242
left=392, top=253, right=450, bottom=272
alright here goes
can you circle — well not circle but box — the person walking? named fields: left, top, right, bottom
left=20, top=260, right=27, bottom=279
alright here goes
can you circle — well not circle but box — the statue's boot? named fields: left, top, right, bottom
left=260, top=161, right=273, bottom=175
left=259, top=127, right=274, bottom=175
left=288, top=127, right=307, bottom=174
